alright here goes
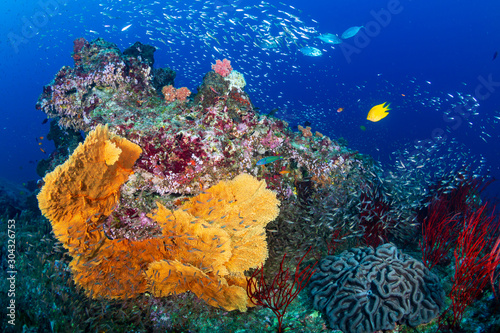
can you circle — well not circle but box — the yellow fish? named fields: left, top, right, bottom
left=367, top=102, right=391, bottom=122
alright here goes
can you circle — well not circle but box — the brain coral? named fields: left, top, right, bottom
left=309, top=244, right=445, bottom=333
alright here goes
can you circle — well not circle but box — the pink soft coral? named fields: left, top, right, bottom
left=211, top=59, right=232, bottom=77
left=175, top=87, right=191, bottom=102
left=161, top=85, right=191, bottom=103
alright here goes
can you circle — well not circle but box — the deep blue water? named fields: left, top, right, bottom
left=1, top=0, right=500, bottom=197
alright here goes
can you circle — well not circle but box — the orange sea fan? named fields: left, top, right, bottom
left=146, top=260, right=250, bottom=312
left=149, top=203, right=232, bottom=275
left=146, top=173, right=280, bottom=310
left=38, top=127, right=279, bottom=310
left=70, top=236, right=168, bottom=299
left=180, top=174, right=280, bottom=272
left=37, top=124, right=142, bottom=255
left=36, top=124, right=166, bottom=298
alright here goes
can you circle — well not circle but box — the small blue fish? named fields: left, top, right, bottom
left=341, top=26, right=364, bottom=39
left=256, top=156, right=284, bottom=166
left=299, top=46, right=322, bottom=57
left=317, top=33, right=343, bottom=44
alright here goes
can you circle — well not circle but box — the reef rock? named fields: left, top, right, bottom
left=37, top=37, right=367, bottom=206
left=309, top=244, right=445, bottom=333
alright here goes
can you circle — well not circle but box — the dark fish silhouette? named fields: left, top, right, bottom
left=268, top=108, right=278, bottom=117
left=493, top=51, right=498, bottom=61
left=42, top=118, right=48, bottom=124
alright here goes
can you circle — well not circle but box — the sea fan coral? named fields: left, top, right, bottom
left=38, top=131, right=279, bottom=310
left=146, top=173, right=281, bottom=311
left=37, top=124, right=142, bottom=254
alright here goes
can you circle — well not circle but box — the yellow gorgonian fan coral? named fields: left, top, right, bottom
left=38, top=127, right=280, bottom=309
left=36, top=124, right=168, bottom=298
left=145, top=173, right=280, bottom=311
left=37, top=124, right=142, bottom=254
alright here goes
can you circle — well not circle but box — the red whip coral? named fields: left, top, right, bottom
left=212, top=58, right=232, bottom=77
left=440, top=204, right=500, bottom=330
left=247, top=247, right=317, bottom=332
left=358, top=186, right=394, bottom=248
left=420, top=174, right=492, bottom=269
left=420, top=197, right=460, bottom=270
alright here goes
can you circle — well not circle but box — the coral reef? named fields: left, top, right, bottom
left=37, top=37, right=365, bottom=198
left=36, top=38, right=168, bottom=131
left=18, top=35, right=500, bottom=333
left=309, top=244, right=445, bottom=333
left=32, top=37, right=425, bottom=332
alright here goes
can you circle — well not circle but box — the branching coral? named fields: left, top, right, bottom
left=38, top=130, right=280, bottom=310
left=247, top=247, right=317, bottom=332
